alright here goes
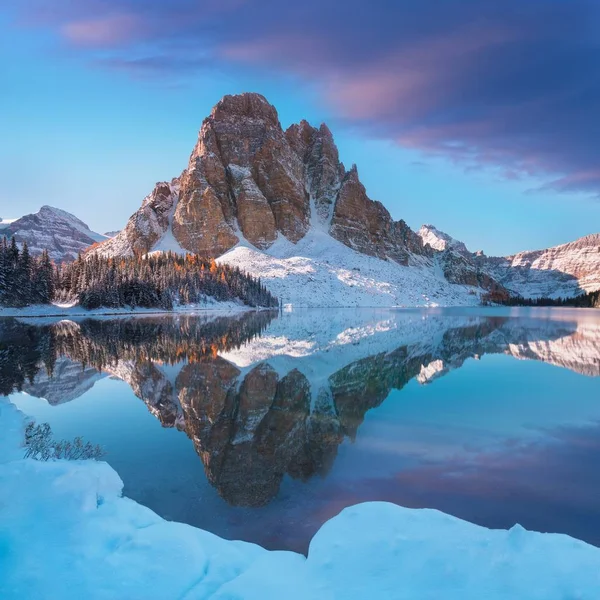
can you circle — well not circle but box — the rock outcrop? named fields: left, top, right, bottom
left=94, top=179, right=180, bottom=257
left=91, top=93, right=431, bottom=265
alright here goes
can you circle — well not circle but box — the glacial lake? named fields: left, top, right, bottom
left=3, top=307, right=600, bottom=553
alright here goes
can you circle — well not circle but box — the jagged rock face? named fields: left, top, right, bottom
left=439, top=249, right=509, bottom=297
left=94, top=180, right=180, bottom=258
left=3, top=206, right=106, bottom=263
left=92, top=93, right=429, bottom=264
left=173, top=93, right=309, bottom=253
left=286, top=120, right=344, bottom=222
left=330, top=167, right=430, bottom=265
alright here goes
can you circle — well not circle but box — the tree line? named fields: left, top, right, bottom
left=483, top=289, right=600, bottom=308
left=0, top=238, right=278, bottom=309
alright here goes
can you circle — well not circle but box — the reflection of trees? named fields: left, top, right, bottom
left=0, top=312, right=275, bottom=396
left=2, top=312, right=595, bottom=508
left=0, top=320, right=56, bottom=395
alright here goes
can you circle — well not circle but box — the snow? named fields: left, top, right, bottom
left=36, top=206, right=107, bottom=243
left=0, top=300, right=256, bottom=319
left=418, top=224, right=471, bottom=255
left=147, top=195, right=187, bottom=254
left=2, top=397, right=600, bottom=599
left=218, top=226, right=483, bottom=308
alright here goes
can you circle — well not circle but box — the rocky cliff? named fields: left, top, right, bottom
left=93, top=93, right=431, bottom=266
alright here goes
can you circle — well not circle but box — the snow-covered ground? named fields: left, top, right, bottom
left=218, top=227, right=483, bottom=308
left=2, top=397, right=600, bottom=599
left=0, top=299, right=256, bottom=319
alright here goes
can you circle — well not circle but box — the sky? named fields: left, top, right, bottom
left=1, top=0, right=599, bottom=256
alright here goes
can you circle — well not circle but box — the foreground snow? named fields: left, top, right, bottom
left=0, top=299, right=255, bottom=319
left=219, top=227, right=483, bottom=308
left=2, top=399, right=600, bottom=599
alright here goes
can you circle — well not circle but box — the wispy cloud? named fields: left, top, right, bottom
left=6, top=0, right=600, bottom=196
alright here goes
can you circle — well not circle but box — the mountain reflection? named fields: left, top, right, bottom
left=2, top=309, right=599, bottom=507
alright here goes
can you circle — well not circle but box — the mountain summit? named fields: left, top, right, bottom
left=2, top=205, right=106, bottom=262
left=95, top=93, right=429, bottom=266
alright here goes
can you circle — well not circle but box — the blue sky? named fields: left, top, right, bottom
left=1, top=1, right=599, bottom=256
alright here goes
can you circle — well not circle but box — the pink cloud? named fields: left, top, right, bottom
left=61, top=13, right=143, bottom=47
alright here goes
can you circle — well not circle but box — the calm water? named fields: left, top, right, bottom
left=3, top=307, right=600, bottom=552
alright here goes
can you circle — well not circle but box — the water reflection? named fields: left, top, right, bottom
left=3, top=309, right=599, bottom=512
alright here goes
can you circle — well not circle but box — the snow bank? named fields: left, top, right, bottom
left=219, top=227, right=483, bottom=308
left=2, top=398, right=600, bottom=599
left=0, top=300, right=254, bottom=319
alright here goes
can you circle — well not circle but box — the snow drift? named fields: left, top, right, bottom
left=2, top=398, right=600, bottom=599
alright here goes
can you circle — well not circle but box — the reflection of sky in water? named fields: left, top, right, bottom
left=8, top=308, right=600, bottom=553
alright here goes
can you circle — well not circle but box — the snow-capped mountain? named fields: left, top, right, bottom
left=483, top=234, right=600, bottom=299
left=83, top=92, right=598, bottom=305
left=2, top=205, right=106, bottom=262
left=418, top=225, right=600, bottom=300
left=417, top=224, right=472, bottom=256
left=90, top=93, right=498, bottom=307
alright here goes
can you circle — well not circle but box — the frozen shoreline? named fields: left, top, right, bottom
left=0, top=300, right=262, bottom=319
left=1, top=398, right=600, bottom=599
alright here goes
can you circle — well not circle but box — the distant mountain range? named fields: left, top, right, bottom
left=3, top=93, right=599, bottom=305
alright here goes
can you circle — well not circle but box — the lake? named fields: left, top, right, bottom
left=3, top=307, right=600, bottom=553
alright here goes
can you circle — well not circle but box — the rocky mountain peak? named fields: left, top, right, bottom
left=418, top=224, right=470, bottom=256
left=90, top=94, right=450, bottom=268
left=210, top=92, right=280, bottom=127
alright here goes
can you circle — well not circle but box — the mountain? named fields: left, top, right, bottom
left=90, top=93, right=496, bottom=307
left=2, top=206, right=106, bottom=263
left=418, top=225, right=600, bottom=299
left=87, top=92, right=598, bottom=306
left=95, top=93, right=427, bottom=262
left=417, top=224, right=472, bottom=256
left=483, top=234, right=600, bottom=299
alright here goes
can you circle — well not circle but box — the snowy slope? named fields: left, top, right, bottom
left=418, top=224, right=472, bottom=255
left=485, top=233, right=600, bottom=299
left=2, top=398, right=600, bottom=599
left=419, top=225, right=600, bottom=300
left=218, top=227, right=483, bottom=308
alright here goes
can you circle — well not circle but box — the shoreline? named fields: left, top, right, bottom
left=0, top=302, right=272, bottom=319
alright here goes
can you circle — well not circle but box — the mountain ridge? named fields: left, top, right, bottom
left=2, top=205, right=106, bottom=263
